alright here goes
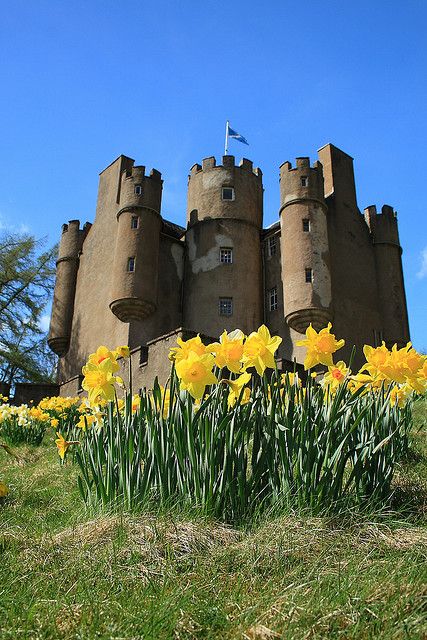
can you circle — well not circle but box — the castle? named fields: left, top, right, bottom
left=48, top=143, right=410, bottom=395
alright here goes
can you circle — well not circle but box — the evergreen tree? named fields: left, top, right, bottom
left=0, top=232, right=57, bottom=384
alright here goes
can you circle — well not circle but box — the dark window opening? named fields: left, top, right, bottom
left=127, top=257, right=135, bottom=272
left=219, top=297, right=233, bottom=316
left=305, top=268, right=312, bottom=283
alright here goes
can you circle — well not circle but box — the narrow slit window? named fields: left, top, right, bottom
left=219, top=297, right=233, bottom=316
left=267, top=235, right=277, bottom=257
left=222, top=187, right=235, bottom=201
left=220, top=247, right=233, bottom=263
left=131, top=216, right=139, bottom=229
left=301, top=176, right=308, bottom=187
left=305, top=268, right=312, bottom=283
left=127, top=257, right=135, bottom=272
left=302, top=218, right=310, bottom=232
left=134, top=184, right=143, bottom=195
left=269, top=286, right=278, bottom=311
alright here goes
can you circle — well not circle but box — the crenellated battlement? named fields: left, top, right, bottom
left=280, top=157, right=322, bottom=173
left=122, top=165, right=162, bottom=182
left=280, top=157, right=325, bottom=211
left=190, top=155, right=262, bottom=178
left=364, top=204, right=400, bottom=247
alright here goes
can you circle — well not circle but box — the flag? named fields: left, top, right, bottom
left=227, top=124, right=249, bottom=146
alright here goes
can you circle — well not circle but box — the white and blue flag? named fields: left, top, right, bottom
left=227, top=124, right=249, bottom=145
left=225, top=121, right=249, bottom=154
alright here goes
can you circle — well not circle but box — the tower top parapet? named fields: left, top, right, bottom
left=189, top=155, right=262, bottom=178
left=364, top=204, right=400, bottom=247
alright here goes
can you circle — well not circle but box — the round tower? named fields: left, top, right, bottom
left=48, top=220, right=89, bottom=356
left=279, top=157, right=332, bottom=333
left=110, top=166, right=163, bottom=322
left=364, top=204, right=410, bottom=347
left=184, top=155, right=263, bottom=337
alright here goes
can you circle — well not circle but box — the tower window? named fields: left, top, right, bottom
left=301, top=176, right=308, bottom=187
left=127, top=257, right=135, bottom=272
left=305, top=268, right=312, bottom=283
left=302, top=218, right=310, bottom=232
left=219, top=297, right=233, bottom=316
left=220, top=247, right=233, bottom=263
left=131, top=216, right=139, bottom=229
left=267, top=235, right=277, bottom=257
left=134, top=184, right=143, bottom=195
left=268, top=286, right=278, bottom=311
left=222, top=187, right=235, bottom=201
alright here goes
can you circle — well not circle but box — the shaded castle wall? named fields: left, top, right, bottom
left=262, top=227, right=307, bottom=364
left=58, top=156, right=133, bottom=383
left=364, top=204, right=410, bottom=347
left=318, top=144, right=382, bottom=366
left=128, top=233, right=184, bottom=349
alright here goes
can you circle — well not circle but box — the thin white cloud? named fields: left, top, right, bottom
left=39, top=314, right=51, bottom=332
left=417, top=246, right=427, bottom=279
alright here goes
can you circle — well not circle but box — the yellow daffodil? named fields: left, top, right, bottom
left=87, top=346, right=119, bottom=372
left=55, top=432, right=79, bottom=460
left=296, top=323, right=345, bottom=370
left=322, top=361, right=350, bottom=392
left=225, top=372, right=252, bottom=407
left=115, top=345, right=130, bottom=358
left=81, top=360, right=118, bottom=405
left=77, top=414, right=96, bottom=431
left=0, top=482, right=9, bottom=498
left=209, top=329, right=245, bottom=373
left=175, top=351, right=218, bottom=399
left=280, top=372, right=302, bottom=387
left=389, top=384, right=413, bottom=408
left=169, top=335, right=206, bottom=362
left=241, top=325, right=282, bottom=376
left=132, top=394, right=141, bottom=413
left=50, top=418, right=59, bottom=428
left=362, top=343, right=390, bottom=379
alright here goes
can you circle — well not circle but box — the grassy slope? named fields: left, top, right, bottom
left=0, top=399, right=426, bottom=640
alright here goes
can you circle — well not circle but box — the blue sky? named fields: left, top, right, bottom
left=0, top=1, right=426, bottom=349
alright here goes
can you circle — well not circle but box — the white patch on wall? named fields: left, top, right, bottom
left=171, top=243, right=184, bottom=281
left=188, top=233, right=233, bottom=274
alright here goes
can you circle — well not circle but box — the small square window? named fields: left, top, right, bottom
left=305, top=268, right=312, bottom=283
left=219, top=297, right=233, bottom=316
left=268, top=286, right=278, bottom=311
left=302, top=218, right=310, bottom=232
left=267, top=235, right=277, bottom=257
left=134, top=184, right=143, bottom=195
left=220, top=247, right=233, bottom=264
left=127, top=257, right=135, bottom=272
left=222, top=187, right=235, bottom=201
left=301, top=177, right=308, bottom=187
left=131, top=216, right=139, bottom=229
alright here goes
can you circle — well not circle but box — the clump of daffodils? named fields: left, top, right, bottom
left=170, top=325, right=282, bottom=400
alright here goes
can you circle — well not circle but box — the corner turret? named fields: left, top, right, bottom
left=279, top=157, right=332, bottom=333
left=364, top=204, right=410, bottom=347
left=109, top=164, right=163, bottom=323
left=48, top=220, right=91, bottom=356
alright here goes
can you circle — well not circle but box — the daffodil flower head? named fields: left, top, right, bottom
left=0, top=482, right=9, bottom=498
left=175, top=351, right=217, bottom=399
left=209, top=329, right=245, bottom=373
left=115, top=345, right=130, bottom=359
left=225, top=371, right=252, bottom=407
left=169, top=334, right=207, bottom=363
left=242, top=325, right=282, bottom=376
left=81, top=359, right=118, bottom=405
left=87, top=346, right=119, bottom=373
left=296, top=323, right=345, bottom=370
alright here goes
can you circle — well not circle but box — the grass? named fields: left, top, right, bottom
left=0, top=398, right=426, bottom=639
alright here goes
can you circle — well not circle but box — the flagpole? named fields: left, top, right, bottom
left=224, top=120, right=229, bottom=156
